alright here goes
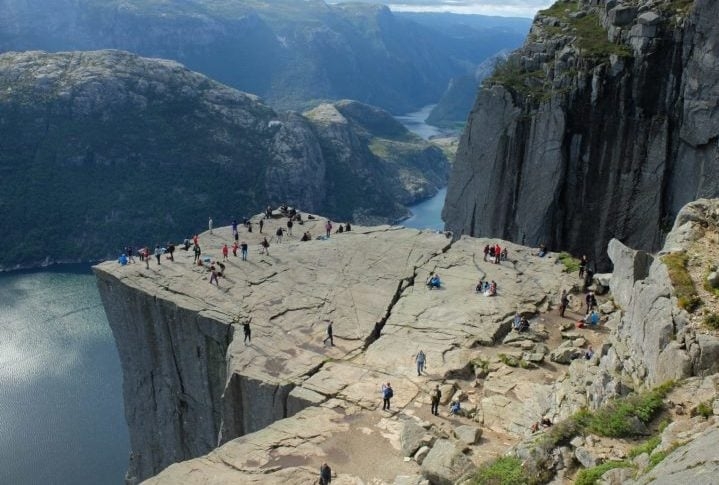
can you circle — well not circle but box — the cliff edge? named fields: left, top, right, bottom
left=443, top=0, right=719, bottom=269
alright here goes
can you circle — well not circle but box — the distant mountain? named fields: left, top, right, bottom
left=0, top=0, right=528, bottom=113
left=0, top=50, right=448, bottom=268
left=426, top=50, right=511, bottom=128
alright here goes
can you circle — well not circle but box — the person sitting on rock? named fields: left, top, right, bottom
left=118, top=253, right=128, bottom=266
left=475, top=278, right=485, bottom=293
left=584, top=310, right=600, bottom=326
left=585, top=346, right=594, bottom=360
left=538, top=244, right=547, bottom=257
left=345, top=222, right=351, bottom=231
left=449, top=400, right=461, bottom=416
left=301, top=231, right=311, bottom=242
left=427, top=273, right=441, bottom=289
left=541, top=417, right=552, bottom=428
left=518, top=316, right=530, bottom=332
left=487, top=280, right=497, bottom=296
left=513, top=313, right=522, bottom=331
left=337, top=224, right=344, bottom=233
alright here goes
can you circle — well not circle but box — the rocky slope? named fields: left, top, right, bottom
left=444, top=0, right=719, bottom=269
left=95, top=199, right=719, bottom=484
left=0, top=50, right=448, bottom=269
left=0, top=0, right=527, bottom=113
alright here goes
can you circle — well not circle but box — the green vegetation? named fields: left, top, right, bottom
left=558, top=252, right=581, bottom=273
left=694, top=401, right=714, bottom=419
left=485, top=57, right=548, bottom=98
left=704, top=313, right=719, bottom=330
left=662, top=252, right=701, bottom=312
left=537, top=1, right=632, bottom=59
left=575, top=382, right=674, bottom=437
left=575, top=460, right=631, bottom=485
left=628, top=434, right=662, bottom=458
left=646, top=442, right=682, bottom=471
left=470, top=456, right=531, bottom=485
left=498, top=353, right=533, bottom=369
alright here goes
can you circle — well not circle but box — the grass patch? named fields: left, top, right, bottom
left=704, top=313, right=719, bottom=330
left=485, top=57, right=547, bottom=98
left=558, top=252, right=581, bottom=273
left=498, top=353, right=520, bottom=367
left=662, top=252, right=701, bottom=312
left=471, top=456, right=531, bottom=485
left=628, top=434, right=662, bottom=458
left=694, top=401, right=713, bottom=419
left=575, top=460, right=631, bottom=485
left=576, top=382, right=674, bottom=437
left=538, top=1, right=632, bottom=59
left=646, top=442, right=683, bottom=471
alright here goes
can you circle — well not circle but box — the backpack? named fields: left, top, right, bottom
left=430, top=389, right=439, bottom=400
left=384, top=387, right=393, bottom=399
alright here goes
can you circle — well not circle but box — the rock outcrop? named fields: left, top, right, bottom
left=444, top=0, right=719, bottom=269
left=94, top=214, right=578, bottom=482
left=0, top=50, right=448, bottom=269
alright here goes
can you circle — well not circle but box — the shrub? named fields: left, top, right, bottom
left=694, top=401, right=713, bottom=419
left=628, top=435, right=661, bottom=458
left=558, top=252, right=581, bottom=273
left=662, top=252, right=701, bottom=312
left=471, top=456, right=530, bottom=485
left=575, top=460, right=631, bottom=485
left=704, top=312, right=719, bottom=330
left=581, top=382, right=673, bottom=437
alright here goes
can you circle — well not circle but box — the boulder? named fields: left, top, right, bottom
left=414, top=446, right=431, bottom=465
left=550, top=341, right=582, bottom=364
left=637, top=11, right=661, bottom=25
left=401, top=420, right=431, bottom=457
left=607, top=239, right=653, bottom=309
left=706, top=271, right=719, bottom=289
left=421, top=439, right=473, bottom=485
left=608, top=5, right=637, bottom=26
left=574, top=446, right=598, bottom=468
left=394, top=476, right=430, bottom=485
left=593, top=273, right=612, bottom=294
left=454, top=425, right=482, bottom=445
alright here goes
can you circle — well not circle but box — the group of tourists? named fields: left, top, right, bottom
left=483, top=243, right=507, bottom=264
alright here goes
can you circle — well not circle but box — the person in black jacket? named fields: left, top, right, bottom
left=319, top=463, right=332, bottom=485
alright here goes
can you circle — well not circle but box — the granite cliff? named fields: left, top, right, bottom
left=0, top=50, right=447, bottom=268
left=95, top=199, right=719, bottom=484
left=444, top=0, right=719, bottom=269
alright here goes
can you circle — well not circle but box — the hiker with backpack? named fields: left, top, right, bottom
left=415, top=350, right=426, bottom=376
left=381, top=382, right=393, bottom=410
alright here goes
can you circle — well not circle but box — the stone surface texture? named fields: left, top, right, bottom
left=95, top=217, right=577, bottom=483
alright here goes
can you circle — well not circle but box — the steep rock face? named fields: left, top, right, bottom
left=0, top=50, right=448, bottom=268
left=444, top=0, right=719, bottom=269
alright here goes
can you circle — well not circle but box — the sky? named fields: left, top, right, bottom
left=329, top=0, right=553, bottom=18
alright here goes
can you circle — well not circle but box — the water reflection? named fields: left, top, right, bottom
left=0, top=265, right=128, bottom=484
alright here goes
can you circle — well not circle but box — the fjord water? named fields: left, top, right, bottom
left=0, top=265, right=128, bottom=484
left=397, top=105, right=448, bottom=231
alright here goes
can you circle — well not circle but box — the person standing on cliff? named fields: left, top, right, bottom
left=325, top=220, right=332, bottom=238
left=222, top=243, right=229, bottom=261
left=319, top=463, right=332, bottom=485
left=259, top=219, right=264, bottom=233
left=243, top=321, right=251, bottom=345
left=241, top=241, right=248, bottom=261
left=559, top=289, right=569, bottom=318
left=415, top=350, right=426, bottom=376
left=208, top=216, right=213, bottom=234
left=287, top=218, right=293, bottom=236
left=154, top=244, right=162, bottom=265
left=260, top=237, right=270, bottom=255
left=381, top=382, right=393, bottom=410
left=430, top=384, right=441, bottom=416
left=193, top=244, right=202, bottom=264
left=483, top=244, right=490, bottom=262
left=578, top=255, right=588, bottom=278
left=323, top=321, right=334, bottom=346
